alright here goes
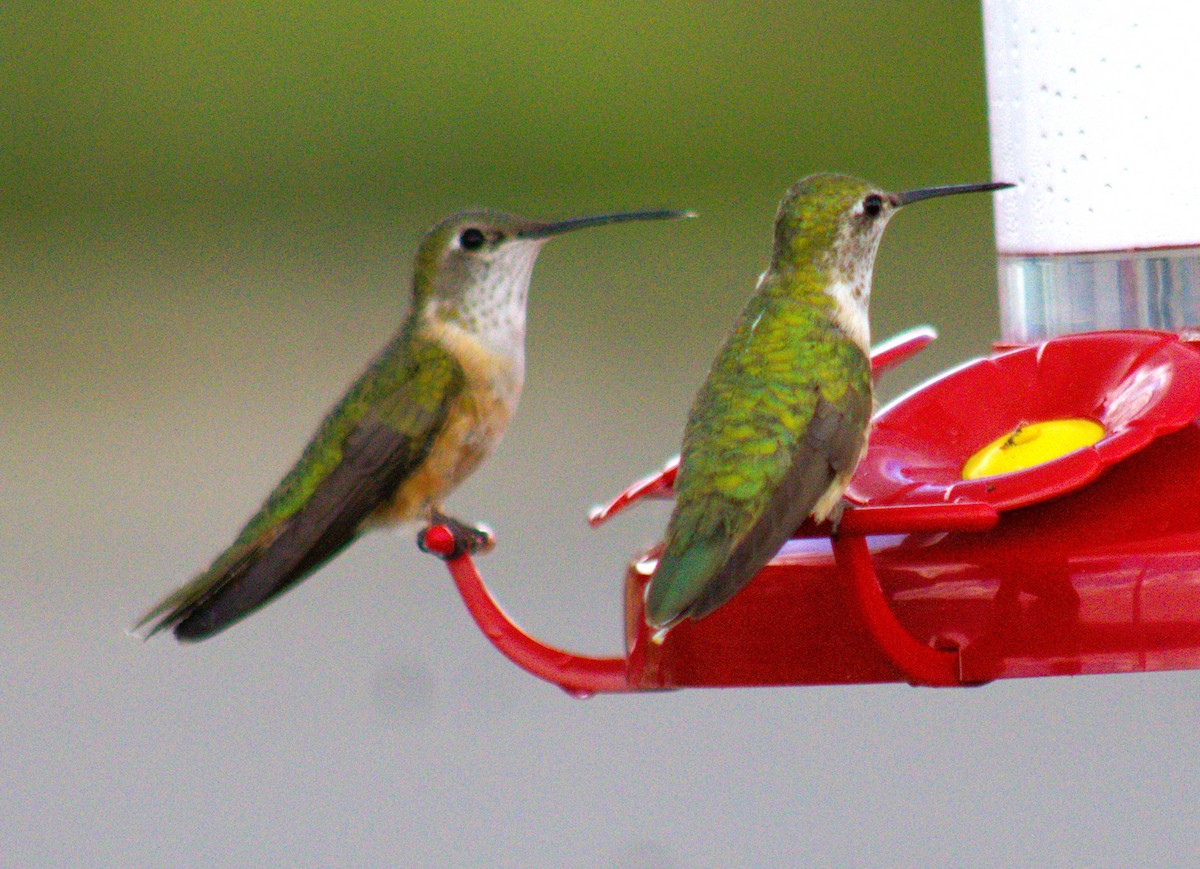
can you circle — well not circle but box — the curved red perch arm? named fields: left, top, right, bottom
left=420, top=525, right=634, bottom=696
left=832, top=535, right=960, bottom=686
left=834, top=503, right=999, bottom=687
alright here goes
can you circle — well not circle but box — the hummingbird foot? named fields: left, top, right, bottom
left=826, top=499, right=848, bottom=536
left=418, top=512, right=496, bottom=560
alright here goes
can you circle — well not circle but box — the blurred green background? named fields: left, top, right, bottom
left=2, top=3, right=1192, bottom=866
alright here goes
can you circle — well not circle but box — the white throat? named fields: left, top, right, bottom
left=428, top=241, right=543, bottom=365
left=824, top=268, right=872, bottom=354
left=824, top=220, right=888, bottom=354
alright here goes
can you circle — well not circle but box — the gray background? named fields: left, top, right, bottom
left=3, top=3, right=1196, bottom=865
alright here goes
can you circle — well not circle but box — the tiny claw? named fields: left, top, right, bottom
left=465, top=522, right=496, bottom=554
left=827, top=499, right=848, bottom=536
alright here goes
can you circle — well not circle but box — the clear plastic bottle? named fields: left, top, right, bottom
left=983, top=1, right=1200, bottom=343
left=998, top=248, right=1200, bottom=342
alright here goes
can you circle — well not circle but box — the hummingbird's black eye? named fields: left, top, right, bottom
left=459, top=227, right=486, bottom=251
left=862, top=194, right=884, bottom=218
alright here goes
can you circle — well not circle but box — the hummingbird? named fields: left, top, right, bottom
left=136, top=206, right=692, bottom=642
left=643, top=173, right=1012, bottom=633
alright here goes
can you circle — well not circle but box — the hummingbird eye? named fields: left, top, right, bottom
left=862, top=194, right=884, bottom=218
left=459, top=227, right=487, bottom=251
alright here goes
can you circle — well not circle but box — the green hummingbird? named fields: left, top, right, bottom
left=136, top=206, right=692, bottom=642
left=643, top=173, right=1012, bottom=633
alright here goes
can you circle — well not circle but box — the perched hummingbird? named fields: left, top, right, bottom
left=644, top=173, right=1012, bottom=632
left=136, top=206, right=692, bottom=642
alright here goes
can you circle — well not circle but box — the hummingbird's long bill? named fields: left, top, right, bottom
left=518, top=209, right=697, bottom=240
left=894, top=181, right=1015, bottom=207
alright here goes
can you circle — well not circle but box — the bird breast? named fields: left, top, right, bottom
left=383, top=319, right=524, bottom=523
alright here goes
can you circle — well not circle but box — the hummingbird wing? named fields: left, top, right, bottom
left=696, top=391, right=870, bottom=614
left=645, top=299, right=872, bottom=629
left=135, top=332, right=466, bottom=642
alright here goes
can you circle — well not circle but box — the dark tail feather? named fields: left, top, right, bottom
left=135, top=415, right=430, bottom=641
left=170, top=529, right=357, bottom=641
left=132, top=524, right=358, bottom=642
left=131, top=544, right=262, bottom=641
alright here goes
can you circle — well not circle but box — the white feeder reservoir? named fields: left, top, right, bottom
left=984, top=0, right=1200, bottom=341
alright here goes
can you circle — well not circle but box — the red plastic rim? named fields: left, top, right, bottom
left=847, top=331, right=1200, bottom=511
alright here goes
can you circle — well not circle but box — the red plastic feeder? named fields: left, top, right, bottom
left=422, top=328, right=1200, bottom=694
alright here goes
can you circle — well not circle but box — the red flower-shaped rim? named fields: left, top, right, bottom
left=846, top=331, right=1200, bottom=512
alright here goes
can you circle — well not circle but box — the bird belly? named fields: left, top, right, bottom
left=809, top=469, right=851, bottom=523
left=375, top=374, right=515, bottom=526
left=809, top=430, right=869, bottom=522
